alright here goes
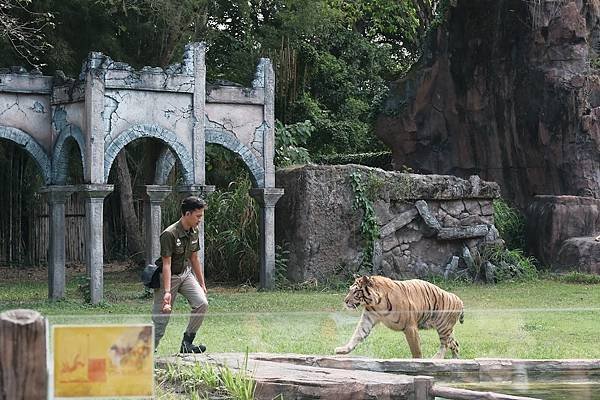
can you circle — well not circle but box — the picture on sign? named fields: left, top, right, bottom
left=53, top=324, right=154, bottom=398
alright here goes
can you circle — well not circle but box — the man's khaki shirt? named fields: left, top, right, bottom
left=157, top=220, right=200, bottom=274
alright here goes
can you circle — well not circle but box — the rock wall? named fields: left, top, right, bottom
left=526, top=195, right=600, bottom=269
left=375, top=0, right=600, bottom=208
left=276, top=165, right=500, bottom=282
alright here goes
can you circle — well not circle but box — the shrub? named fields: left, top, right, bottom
left=275, top=120, right=313, bottom=167
left=204, top=175, right=259, bottom=283
left=482, top=245, right=538, bottom=282
left=493, top=199, right=526, bottom=250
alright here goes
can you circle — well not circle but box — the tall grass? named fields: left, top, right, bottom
left=157, top=358, right=255, bottom=400
left=487, top=199, right=539, bottom=282
left=493, top=199, right=526, bottom=250
left=204, top=175, right=259, bottom=283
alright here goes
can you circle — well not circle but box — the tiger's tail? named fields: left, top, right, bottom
left=459, top=309, right=464, bottom=324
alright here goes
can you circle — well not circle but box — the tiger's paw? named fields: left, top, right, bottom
left=335, top=346, right=350, bottom=355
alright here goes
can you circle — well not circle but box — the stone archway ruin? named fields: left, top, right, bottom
left=0, top=43, right=283, bottom=303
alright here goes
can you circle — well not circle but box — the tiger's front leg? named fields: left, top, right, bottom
left=335, top=310, right=376, bottom=354
left=403, top=325, right=423, bottom=358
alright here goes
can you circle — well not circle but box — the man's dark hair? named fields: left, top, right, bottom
left=181, top=196, right=206, bottom=215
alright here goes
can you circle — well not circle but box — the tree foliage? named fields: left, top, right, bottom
left=1, top=0, right=447, bottom=158
left=0, top=0, right=449, bottom=277
left=0, top=0, right=54, bottom=67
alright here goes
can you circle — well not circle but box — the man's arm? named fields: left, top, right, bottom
left=158, top=229, right=175, bottom=312
left=189, top=251, right=206, bottom=293
left=161, top=256, right=172, bottom=311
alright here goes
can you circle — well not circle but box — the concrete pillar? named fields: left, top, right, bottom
left=176, top=184, right=215, bottom=274
left=78, top=184, right=113, bottom=304
left=255, top=58, right=276, bottom=188
left=83, top=52, right=107, bottom=184
left=250, top=188, right=284, bottom=289
left=40, top=186, right=75, bottom=300
left=190, top=42, right=207, bottom=184
left=143, top=185, right=172, bottom=266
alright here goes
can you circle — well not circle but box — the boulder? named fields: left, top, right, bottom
left=526, top=195, right=600, bottom=267
left=557, top=237, right=600, bottom=274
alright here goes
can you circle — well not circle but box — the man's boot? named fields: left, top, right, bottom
left=180, top=332, right=206, bottom=354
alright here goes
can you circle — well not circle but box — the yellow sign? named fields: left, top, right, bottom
left=53, top=324, right=154, bottom=398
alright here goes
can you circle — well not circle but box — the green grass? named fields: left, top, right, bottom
left=1, top=269, right=600, bottom=359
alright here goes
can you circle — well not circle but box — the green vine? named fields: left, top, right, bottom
left=349, top=171, right=381, bottom=270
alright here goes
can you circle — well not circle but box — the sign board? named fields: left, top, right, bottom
left=52, top=324, right=154, bottom=398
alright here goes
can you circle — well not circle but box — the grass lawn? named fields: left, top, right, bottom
left=1, top=267, right=599, bottom=359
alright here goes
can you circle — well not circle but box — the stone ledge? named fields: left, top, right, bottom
left=158, top=353, right=420, bottom=400
left=278, top=164, right=500, bottom=200
left=245, top=353, right=600, bottom=383
left=158, top=353, right=600, bottom=399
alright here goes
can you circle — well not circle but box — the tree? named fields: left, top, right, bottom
left=0, top=0, right=54, bottom=67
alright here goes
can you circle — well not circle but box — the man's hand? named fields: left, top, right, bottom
left=201, top=283, right=207, bottom=294
left=162, top=292, right=172, bottom=313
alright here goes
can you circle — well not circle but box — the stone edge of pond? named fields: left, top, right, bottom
left=157, top=352, right=432, bottom=399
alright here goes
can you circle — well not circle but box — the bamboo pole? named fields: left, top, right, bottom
left=0, top=309, right=47, bottom=400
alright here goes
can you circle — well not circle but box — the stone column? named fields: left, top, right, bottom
left=190, top=42, right=207, bottom=184
left=176, top=184, right=215, bottom=274
left=83, top=52, right=107, bottom=184
left=40, top=186, right=75, bottom=300
left=78, top=184, right=113, bottom=304
left=143, top=185, right=172, bottom=266
left=250, top=188, right=284, bottom=290
left=253, top=58, right=276, bottom=188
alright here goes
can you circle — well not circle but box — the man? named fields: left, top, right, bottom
left=152, top=196, right=208, bottom=353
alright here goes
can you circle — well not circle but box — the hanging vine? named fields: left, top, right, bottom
left=349, top=171, right=381, bottom=270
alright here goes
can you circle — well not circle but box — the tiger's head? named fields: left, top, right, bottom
left=343, top=275, right=379, bottom=310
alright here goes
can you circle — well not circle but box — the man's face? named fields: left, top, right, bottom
left=183, top=208, right=204, bottom=228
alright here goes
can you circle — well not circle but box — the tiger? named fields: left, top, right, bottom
left=335, top=275, right=464, bottom=359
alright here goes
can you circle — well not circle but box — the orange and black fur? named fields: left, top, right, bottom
left=335, top=275, right=464, bottom=358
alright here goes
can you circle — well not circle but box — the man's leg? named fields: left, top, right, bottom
left=151, top=274, right=181, bottom=350
left=178, top=269, right=209, bottom=353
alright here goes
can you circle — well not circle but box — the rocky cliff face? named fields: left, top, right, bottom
left=376, top=0, right=600, bottom=208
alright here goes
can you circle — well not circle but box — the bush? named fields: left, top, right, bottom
left=204, top=175, right=259, bottom=283
left=314, top=151, right=393, bottom=169
left=482, top=245, right=538, bottom=282
left=275, top=120, right=313, bottom=167
left=493, top=199, right=526, bottom=250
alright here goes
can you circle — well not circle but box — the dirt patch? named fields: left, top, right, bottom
left=0, top=262, right=132, bottom=283
left=0, top=262, right=256, bottom=293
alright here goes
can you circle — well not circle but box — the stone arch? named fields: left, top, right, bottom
left=155, top=147, right=177, bottom=185
left=205, top=127, right=265, bottom=187
left=52, top=125, right=86, bottom=184
left=104, top=124, right=194, bottom=184
left=0, top=125, right=51, bottom=184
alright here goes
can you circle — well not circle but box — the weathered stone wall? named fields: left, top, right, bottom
left=276, top=165, right=500, bottom=282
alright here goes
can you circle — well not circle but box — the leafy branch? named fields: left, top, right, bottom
left=0, top=0, right=54, bottom=67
